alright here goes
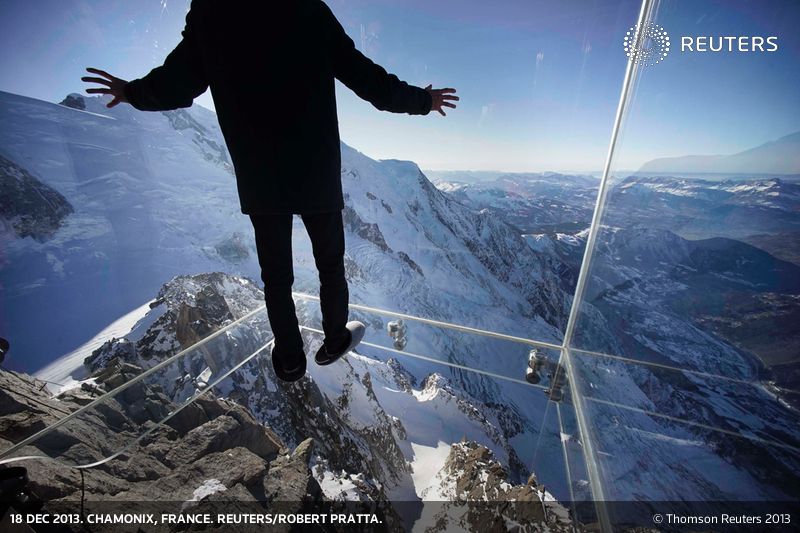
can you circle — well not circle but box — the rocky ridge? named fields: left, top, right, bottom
left=1, top=271, right=576, bottom=530
left=0, top=367, right=329, bottom=531
left=418, top=441, right=574, bottom=532
left=0, top=351, right=574, bottom=531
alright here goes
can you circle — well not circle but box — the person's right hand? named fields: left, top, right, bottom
left=81, top=68, right=129, bottom=108
left=425, top=85, right=459, bottom=116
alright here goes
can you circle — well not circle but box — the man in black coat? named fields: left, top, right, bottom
left=83, top=0, right=458, bottom=382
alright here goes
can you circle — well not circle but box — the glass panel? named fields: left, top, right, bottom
left=583, top=397, right=800, bottom=529
left=0, top=0, right=640, bottom=374
left=565, top=0, right=800, bottom=526
left=0, top=0, right=656, bottom=528
left=0, top=299, right=595, bottom=524
left=0, top=307, right=272, bottom=467
left=292, top=293, right=562, bottom=384
left=292, top=296, right=583, bottom=505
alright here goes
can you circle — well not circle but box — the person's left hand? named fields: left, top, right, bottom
left=425, top=85, right=459, bottom=116
left=81, top=68, right=129, bottom=108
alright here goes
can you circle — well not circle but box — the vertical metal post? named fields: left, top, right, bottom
left=557, top=1, right=657, bottom=531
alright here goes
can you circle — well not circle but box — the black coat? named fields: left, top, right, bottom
left=124, top=0, right=432, bottom=214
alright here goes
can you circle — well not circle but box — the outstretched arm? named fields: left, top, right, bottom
left=322, top=3, right=458, bottom=116
left=83, top=3, right=208, bottom=111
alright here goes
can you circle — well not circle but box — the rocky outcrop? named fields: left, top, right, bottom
left=76, top=273, right=413, bottom=506
left=344, top=204, right=392, bottom=253
left=7, top=272, right=574, bottom=530
left=263, top=438, right=319, bottom=503
left=423, top=441, right=576, bottom=532
left=418, top=373, right=528, bottom=482
left=0, top=154, right=73, bottom=241
left=84, top=272, right=264, bottom=372
left=0, top=367, right=324, bottom=521
left=59, top=94, right=86, bottom=110
left=0, top=370, right=77, bottom=447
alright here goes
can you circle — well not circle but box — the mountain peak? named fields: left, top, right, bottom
left=59, top=93, right=86, bottom=110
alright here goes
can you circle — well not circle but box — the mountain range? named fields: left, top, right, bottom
left=1, top=89, right=799, bottom=524
left=638, top=131, right=800, bottom=175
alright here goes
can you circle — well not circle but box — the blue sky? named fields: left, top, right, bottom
left=0, top=0, right=798, bottom=171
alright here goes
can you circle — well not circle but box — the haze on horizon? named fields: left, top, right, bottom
left=0, top=0, right=797, bottom=173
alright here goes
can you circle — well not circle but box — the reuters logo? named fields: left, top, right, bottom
left=623, top=22, right=670, bottom=67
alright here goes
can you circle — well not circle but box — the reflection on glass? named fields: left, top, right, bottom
left=3, top=0, right=797, bottom=529
left=564, top=0, right=800, bottom=520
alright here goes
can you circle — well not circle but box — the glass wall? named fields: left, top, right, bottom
left=565, top=0, right=800, bottom=528
left=2, top=0, right=799, bottom=530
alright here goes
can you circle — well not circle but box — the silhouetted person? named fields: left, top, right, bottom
left=83, top=0, right=458, bottom=382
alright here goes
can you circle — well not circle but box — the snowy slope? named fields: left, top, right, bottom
left=2, top=91, right=576, bottom=503
left=526, top=228, right=800, bottom=502
left=0, top=91, right=258, bottom=370
left=52, top=272, right=567, bottom=519
left=1, top=90, right=569, bottom=373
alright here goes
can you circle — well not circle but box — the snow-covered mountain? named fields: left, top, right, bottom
left=4, top=88, right=799, bottom=521
left=1, top=90, right=575, bottom=509
left=436, top=172, right=800, bottom=241
left=32, top=271, right=568, bottom=527
left=0, top=89, right=568, bottom=371
left=527, top=228, right=800, bottom=502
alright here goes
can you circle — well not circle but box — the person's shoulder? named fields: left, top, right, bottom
left=187, top=0, right=213, bottom=16
left=301, top=0, right=335, bottom=19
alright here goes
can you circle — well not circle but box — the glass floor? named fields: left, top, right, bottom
left=1, top=0, right=799, bottom=531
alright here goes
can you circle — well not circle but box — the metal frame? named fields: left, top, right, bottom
left=557, top=1, right=656, bottom=530
left=1, top=3, right=662, bottom=528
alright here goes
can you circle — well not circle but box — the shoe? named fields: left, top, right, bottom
left=271, top=344, right=306, bottom=382
left=314, top=321, right=366, bottom=366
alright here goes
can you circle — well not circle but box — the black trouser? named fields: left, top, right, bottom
left=250, top=212, right=349, bottom=356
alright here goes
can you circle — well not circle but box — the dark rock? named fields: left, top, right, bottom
left=343, top=205, right=392, bottom=252
left=397, top=251, right=423, bottom=276
left=164, top=413, right=281, bottom=467
left=0, top=154, right=73, bottom=242
left=164, top=402, right=210, bottom=435
left=59, top=94, right=86, bottom=110
left=126, top=447, right=268, bottom=501
left=424, top=441, right=574, bottom=532
left=263, top=438, right=322, bottom=504
left=0, top=370, right=73, bottom=442
left=107, top=452, right=171, bottom=482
